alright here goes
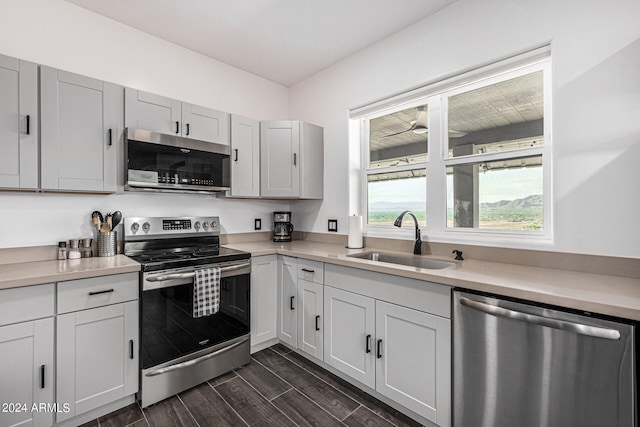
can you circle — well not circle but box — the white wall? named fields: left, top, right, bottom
left=0, top=0, right=290, bottom=248
left=289, top=0, right=640, bottom=258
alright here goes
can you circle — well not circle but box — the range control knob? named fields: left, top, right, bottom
left=194, top=221, right=201, bottom=231
left=130, top=222, right=140, bottom=233
left=210, top=220, right=217, bottom=228
left=142, top=222, right=151, bottom=233
left=202, top=222, right=209, bottom=231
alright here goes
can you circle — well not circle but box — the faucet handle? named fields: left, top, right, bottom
left=452, top=249, right=464, bottom=260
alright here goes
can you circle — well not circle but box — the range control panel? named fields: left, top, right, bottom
left=123, top=216, right=220, bottom=238
left=163, top=219, right=192, bottom=230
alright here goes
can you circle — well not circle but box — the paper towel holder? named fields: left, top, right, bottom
left=346, top=214, right=364, bottom=249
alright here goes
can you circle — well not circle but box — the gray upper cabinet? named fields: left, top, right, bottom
left=182, top=102, right=229, bottom=144
left=125, top=88, right=230, bottom=144
left=230, top=114, right=260, bottom=197
left=0, top=54, right=38, bottom=190
left=124, top=88, right=180, bottom=135
left=260, top=120, right=323, bottom=199
left=40, top=67, right=120, bottom=193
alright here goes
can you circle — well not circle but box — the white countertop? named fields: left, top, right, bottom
left=0, top=255, right=141, bottom=289
left=1, top=240, right=638, bottom=321
left=224, top=240, right=640, bottom=321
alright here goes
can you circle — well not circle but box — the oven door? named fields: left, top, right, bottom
left=140, top=260, right=250, bottom=371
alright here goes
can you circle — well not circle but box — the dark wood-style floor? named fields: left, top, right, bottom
left=81, top=344, right=424, bottom=427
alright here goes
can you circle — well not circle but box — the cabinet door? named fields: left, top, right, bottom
left=277, top=256, right=298, bottom=346
left=250, top=255, right=278, bottom=349
left=0, top=55, right=38, bottom=189
left=124, top=88, right=181, bottom=135
left=324, top=286, right=375, bottom=388
left=260, top=121, right=300, bottom=197
left=56, top=301, right=138, bottom=422
left=375, top=301, right=451, bottom=427
left=299, top=122, right=324, bottom=199
left=0, top=318, right=54, bottom=427
left=230, top=115, right=260, bottom=197
left=297, top=279, right=323, bottom=360
left=182, top=103, right=230, bottom=144
left=40, top=67, right=119, bottom=192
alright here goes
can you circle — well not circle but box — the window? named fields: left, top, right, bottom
left=356, top=47, right=551, bottom=242
left=364, top=103, right=429, bottom=226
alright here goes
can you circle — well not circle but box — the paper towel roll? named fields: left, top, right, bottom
left=347, top=215, right=363, bottom=249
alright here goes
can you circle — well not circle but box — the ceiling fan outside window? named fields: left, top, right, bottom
left=381, top=106, right=466, bottom=138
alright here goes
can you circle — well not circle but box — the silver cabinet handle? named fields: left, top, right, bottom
left=459, top=297, right=621, bottom=340
left=146, top=262, right=250, bottom=282
left=145, top=337, right=249, bottom=376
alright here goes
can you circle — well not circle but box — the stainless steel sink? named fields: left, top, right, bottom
left=347, top=251, right=456, bottom=269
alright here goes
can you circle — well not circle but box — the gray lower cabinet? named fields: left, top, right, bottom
left=56, top=301, right=138, bottom=423
left=40, top=66, right=121, bottom=192
left=250, top=255, right=278, bottom=350
left=260, top=121, right=323, bottom=199
left=277, top=256, right=298, bottom=346
left=125, top=88, right=230, bottom=144
left=230, top=114, right=260, bottom=197
left=324, top=286, right=376, bottom=388
left=323, top=264, right=451, bottom=427
left=0, top=284, right=55, bottom=427
left=55, top=273, right=139, bottom=423
left=375, top=300, right=450, bottom=426
left=297, top=279, right=323, bottom=360
left=0, top=54, right=38, bottom=190
left=0, top=318, right=54, bottom=427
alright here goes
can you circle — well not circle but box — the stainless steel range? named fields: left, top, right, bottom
left=124, top=216, right=251, bottom=408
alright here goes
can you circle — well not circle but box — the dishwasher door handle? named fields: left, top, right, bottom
left=459, top=297, right=621, bottom=340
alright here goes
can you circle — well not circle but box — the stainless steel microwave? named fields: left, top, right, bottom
left=124, top=128, right=230, bottom=193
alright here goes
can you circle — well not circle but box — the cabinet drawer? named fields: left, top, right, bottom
left=57, top=273, right=138, bottom=314
left=298, top=259, right=324, bottom=284
left=0, top=284, right=54, bottom=326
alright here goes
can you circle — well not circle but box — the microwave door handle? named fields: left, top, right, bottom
left=146, top=262, right=251, bottom=282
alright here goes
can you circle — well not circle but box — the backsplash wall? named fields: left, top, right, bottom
left=0, top=192, right=289, bottom=248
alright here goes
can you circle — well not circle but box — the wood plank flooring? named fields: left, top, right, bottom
left=82, top=344, right=423, bottom=427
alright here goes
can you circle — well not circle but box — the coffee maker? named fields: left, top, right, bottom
left=273, top=211, right=294, bottom=242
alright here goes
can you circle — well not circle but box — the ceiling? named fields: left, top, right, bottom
left=65, top=0, right=456, bottom=87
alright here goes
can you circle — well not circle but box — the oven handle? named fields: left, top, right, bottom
left=145, top=336, right=249, bottom=377
left=146, top=262, right=250, bottom=282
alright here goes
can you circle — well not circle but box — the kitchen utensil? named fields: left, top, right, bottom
left=91, top=211, right=103, bottom=230
left=106, top=213, right=113, bottom=230
left=111, top=211, right=122, bottom=228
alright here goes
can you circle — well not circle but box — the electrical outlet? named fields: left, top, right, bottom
left=328, top=219, right=338, bottom=232
left=254, top=218, right=261, bottom=230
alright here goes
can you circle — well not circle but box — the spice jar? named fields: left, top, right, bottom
left=57, top=242, right=67, bottom=260
left=68, top=239, right=81, bottom=260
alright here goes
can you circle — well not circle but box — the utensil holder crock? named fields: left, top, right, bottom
left=97, top=231, right=117, bottom=257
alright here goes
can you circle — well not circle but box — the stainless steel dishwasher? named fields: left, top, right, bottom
left=453, top=289, right=636, bottom=427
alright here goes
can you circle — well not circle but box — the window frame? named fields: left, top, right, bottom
left=355, top=47, right=553, bottom=246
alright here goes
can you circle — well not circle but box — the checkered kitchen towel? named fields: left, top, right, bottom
left=193, top=267, right=221, bottom=318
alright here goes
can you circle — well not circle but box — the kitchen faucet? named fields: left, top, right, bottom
left=393, top=210, right=422, bottom=255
